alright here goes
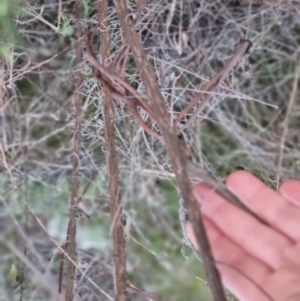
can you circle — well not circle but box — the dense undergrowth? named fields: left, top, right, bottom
left=0, top=0, right=299, bottom=300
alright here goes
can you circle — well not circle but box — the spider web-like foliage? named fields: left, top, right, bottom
left=0, top=0, right=300, bottom=300
left=138, top=0, right=300, bottom=183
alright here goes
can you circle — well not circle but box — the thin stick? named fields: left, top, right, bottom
left=64, top=1, right=83, bottom=300
left=175, top=40, right=252, bottom=127
left=98, top=1, right=130, bottom=301
left=93, top=70, right=160, bottom=138
left=114, top=1, right=228, bottom=300
left=85, top=43, right=156, bottom=118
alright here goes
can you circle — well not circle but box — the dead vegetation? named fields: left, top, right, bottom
left=0, top=0, right=300, bottom=300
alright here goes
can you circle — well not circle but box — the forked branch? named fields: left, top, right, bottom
left=85, top=2, right=268, bottom=300
left=175, top=40, right=252, bottom=127
left=114, top=0, right=228, bottom=300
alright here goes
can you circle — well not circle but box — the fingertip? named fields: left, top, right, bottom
left=279, top=180, right=300, bottom=206
left=226, top=170, right=254, bottom=189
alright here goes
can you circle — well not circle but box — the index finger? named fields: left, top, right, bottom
left=226, top=171, right=300, bottom=242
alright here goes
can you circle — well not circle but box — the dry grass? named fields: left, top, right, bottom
left=0, top=0, right=299, bottom=300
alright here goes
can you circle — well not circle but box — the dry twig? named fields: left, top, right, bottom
left=175, top=40, right=252, bottom=127
left=114, top=1, right=227, bottom=300
left=64, top=1, right=83, bottom=300
left=98, top=1, right=130, bottom=301
left=84, top=2, right=270, bottom=300
left=85, top=31, right=159, bottom=138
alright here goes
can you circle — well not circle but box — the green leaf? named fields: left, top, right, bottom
left=10, top=263, right=18, bottom=286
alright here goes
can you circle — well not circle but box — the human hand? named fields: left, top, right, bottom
left=186, top=171, right=300, bottom=301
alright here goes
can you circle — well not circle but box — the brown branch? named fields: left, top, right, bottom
left=110, top=0, right=145, bottom=76
left=117, top=46, right=130, bottom=79
left=109, top=42, right=130, bottom=75
left=64, top=1, right=83, bottom=300
left=86, top=29, right=266, bottom=226
left=98, top=1, right=130, bottom=301
left=85, top=46, right=156, bottom=118
left=104, top=88, right=161, bottom=139
left=85, top=31, right=159, bottom=138
left=114, top=1, right=228, bottom=300
left=175, top=40, right=252, bottom=126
